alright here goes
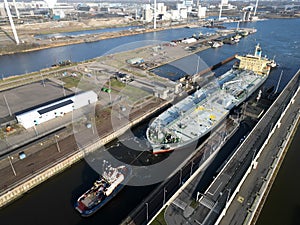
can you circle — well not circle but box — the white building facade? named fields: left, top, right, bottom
left=16, top=91, right=98, bottom=129
left=198, top=5, right=207, bottom=18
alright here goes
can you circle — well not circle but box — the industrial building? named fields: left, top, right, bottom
left=16, top=91, right=98, bottom=129
left=126, top=57, right=144, bottom=65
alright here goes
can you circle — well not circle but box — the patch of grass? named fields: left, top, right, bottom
left=110, top=79, right=126, bottom=89
left=150, top=207, right=167, bottom=225
left=60, top=75, right=82, bottom=89
left=103, top=79, right=150, bottom=102
left=121, top=85, right=151, bottom=102
left=190, top=199, right=199, bottom=209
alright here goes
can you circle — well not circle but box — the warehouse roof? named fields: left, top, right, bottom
left=37, top=99, right=73, bottom=115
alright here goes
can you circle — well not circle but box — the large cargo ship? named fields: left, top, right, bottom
left=147, top=44, right=274, bottom=154
left=75, top=160, right=131, bottom=217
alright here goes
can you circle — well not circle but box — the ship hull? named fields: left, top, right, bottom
left=151, top=114, right=225, bottom=154
left=147, top=69, right=269, bottom=154
left=75, top=165, right=131, bottom=217
left=75, top=183, right=127, bottom=217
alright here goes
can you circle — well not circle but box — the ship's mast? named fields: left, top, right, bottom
left=254, top=43, right=262, bottom=58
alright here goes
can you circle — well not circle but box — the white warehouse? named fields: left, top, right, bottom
left=16, top=91, right=98, bottom=129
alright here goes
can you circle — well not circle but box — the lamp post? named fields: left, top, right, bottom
left=145, top=202, right=149, bottom=222
left=179, top=168, right=182, bottom=186
left=33, top=125, right=39, bottom=136
left=91, top=117, right=95, bottom=134
left=3, top=95, right=12, bottom=116
left=41, top=73, right=45, bottom=87
left=108, top=78, right=112, bottom=104
left=55, top=135, right=61, bottom=152
left=190, top=160, right=194, bottom=177
left=163, top=187, right=167, bottom=205
left=62, top=84, right=66, bottom=96
left=226, top=188, right=231, bottom=205
left=8, top=155, right=16, bottom=176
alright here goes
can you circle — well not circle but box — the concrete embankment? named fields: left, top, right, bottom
left=244, top=86, right=300, bottom=225
left=0, top=99, right=171, bottom=209
left=215, top=69, right=300, bottom=225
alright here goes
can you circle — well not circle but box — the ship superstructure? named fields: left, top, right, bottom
left=147, top=44, right=274, bottom=154
left=75, top=160, right=131, bottom=217
left=235, top=43, right=272, bottom=75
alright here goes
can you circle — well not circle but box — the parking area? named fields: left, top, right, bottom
left=0, top=80, right=73, bottom=118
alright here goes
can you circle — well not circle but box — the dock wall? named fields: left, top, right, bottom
left=214, top=69, right=300, bottom=225
left=244, top=86, right=300, bottom=225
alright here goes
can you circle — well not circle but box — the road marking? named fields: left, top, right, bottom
left=237, top=196, right=244, bottom=203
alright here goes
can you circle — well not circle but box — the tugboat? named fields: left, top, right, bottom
left=75, top=160, right=131, bottom=217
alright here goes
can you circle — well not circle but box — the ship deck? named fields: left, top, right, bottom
left=148, top=82, right=237, bottom=144
left=148, top=69, right=268, bottom=146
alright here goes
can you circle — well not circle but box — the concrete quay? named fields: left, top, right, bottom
left=147, top=119, right=240, bottom=225
left=161, top=69, right=300, bottom=225
left=218, top=70, right=300, bottom=225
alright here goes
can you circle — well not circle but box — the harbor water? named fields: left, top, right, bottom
left=0, top=19, right=299, bottom=225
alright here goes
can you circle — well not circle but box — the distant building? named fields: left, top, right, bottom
left=16, top=91, right=98, bottom=129
left=143, top=4, right=153, bottom=22
left=0, top=1, right=74, bottom=17
left=157, top=3, right=167, bottom=15
left=198, top=5, right=207, bottom=18
left=77, top=3, right=90, bottom=11
left=184, top=0, right=194, bottom=7
left=182, top=37, right=197, bottom=44
left=126, top=57, right=144, bottom=65
left=154, top=87, right=169, bottom=100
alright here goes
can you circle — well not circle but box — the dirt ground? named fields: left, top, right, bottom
left=0, top=17, right=175, bottom=55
